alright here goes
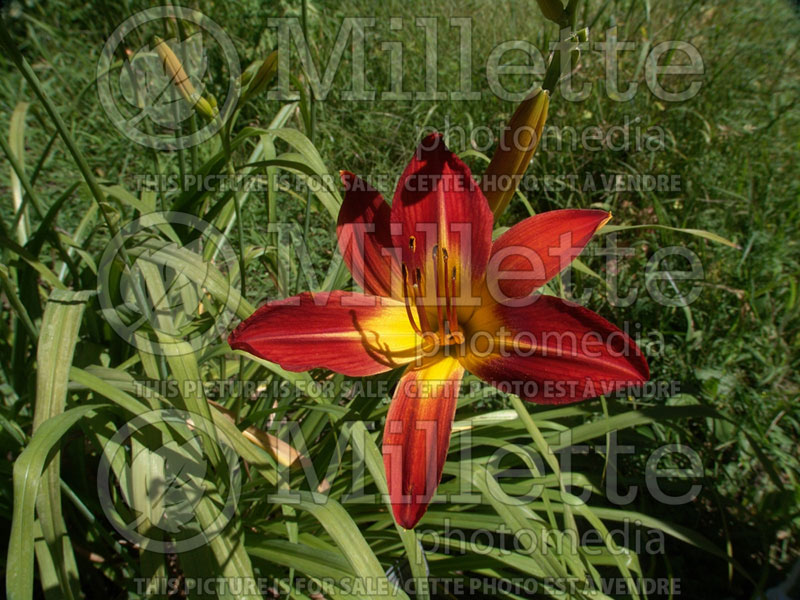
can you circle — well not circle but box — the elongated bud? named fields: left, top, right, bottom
left=240, top=69, right=254, bottom=89
left=243, top=50, right=278, bottom=103
left=482, top=88, right=549, bottom=218
left=535, top=0, right=566, bottom=24
left=153, top=36, right=215, bottom=120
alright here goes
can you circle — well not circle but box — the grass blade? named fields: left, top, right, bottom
left=7, top=405, right=107, bottom=600
left=32, top=289, right=94, bottom=599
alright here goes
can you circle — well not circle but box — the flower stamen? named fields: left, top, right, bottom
left=413, top=267, right=434, bottom=334
left=442, top=249, right=457, bottom=340
left=402, top=237, right=462, bottom=346
left=401, top=264, right=423, bottom=336
left=449, top=266, right=463, bottom=344
left=432, top=245, right=445, bottom=342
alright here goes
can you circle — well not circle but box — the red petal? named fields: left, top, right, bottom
left=338, top=171, right=402, bottom=298
left=228, top=291, right=420, bottom=377
left=383, top=357, right=464, bottom=529
left=463, top=295, right=649, bottom=404
left=485, top=209, right=611, bottom=302
left=391, top=133, right=493, bottom=288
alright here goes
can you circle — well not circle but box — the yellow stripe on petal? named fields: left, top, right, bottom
left=229, top=292, right=422, bottom=377
left=359, top=304, right=425, bottom=366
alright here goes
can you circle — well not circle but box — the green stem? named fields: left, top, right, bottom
left=541, top=0, right=585, bottom=95
left=0, top=134, right=46, bottom=220
left=297, top=0, right=316, bottom=292
left=0, top=267, right=38, bottom=338
left=219, top=121, right=248, bottom=420
left=0, top=133, right=80, bottom=282
left=189, top=114, right=199, bottom=174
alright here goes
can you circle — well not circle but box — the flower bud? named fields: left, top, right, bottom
left=535, top=0, right=566, bottom=25
left=244, top=50, right=278, bottom=102
left=239, top=69, right=254, bottom=89
left=482, top=88, right=549, bottom=218
left=153, top=36, right=214, bottom=120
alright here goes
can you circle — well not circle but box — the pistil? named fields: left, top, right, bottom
left=432, top=245, right=445, bottom=342
left=413, top=268, right=434, bottom=334
left=401, top=264, right=422, bottom=335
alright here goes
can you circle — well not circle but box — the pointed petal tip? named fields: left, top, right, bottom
left=632, top=349, right=651, bottom=383
left=339, top=169, right=355, bottom=186
left=414, top=132, right=446, bottom=158
left=393, top=505, right=423, bottom=530
left=227, top=315, right=268, bottom=359
left=421, top=131, right=443, bottom=144
left=227, top=319, right=245, bottom=349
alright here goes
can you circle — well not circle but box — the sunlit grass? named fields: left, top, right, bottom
left=0, top=0, right=798, bottom=598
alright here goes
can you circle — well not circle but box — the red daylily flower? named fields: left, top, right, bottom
left=228, top=133, right=649, bottom=529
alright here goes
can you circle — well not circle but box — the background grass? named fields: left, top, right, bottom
left=1, top=0, right=798, bottom=598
